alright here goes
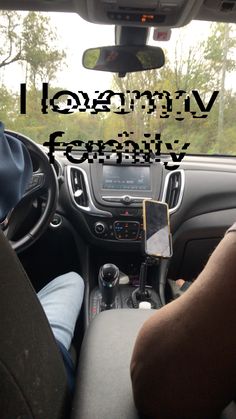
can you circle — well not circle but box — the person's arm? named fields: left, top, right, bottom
left=130, top=229, right=236, bottom=419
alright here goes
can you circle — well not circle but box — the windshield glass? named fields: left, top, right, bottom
left=1, top=11, right=236, bottom=156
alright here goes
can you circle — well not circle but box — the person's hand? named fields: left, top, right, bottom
left=175, top=278, right=185, bottom=288
left=168, top=278, right=191, bottom=300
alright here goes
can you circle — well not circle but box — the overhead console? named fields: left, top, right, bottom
left=4, top=0, right=236, bottom=27
left=76, top=0, right=204, bottom=28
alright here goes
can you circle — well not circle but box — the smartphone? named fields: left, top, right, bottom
left=143, top=200, right=172, bottom=258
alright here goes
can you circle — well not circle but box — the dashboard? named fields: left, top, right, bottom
left=49, top=150, right=236, bottom=281
left=63, top=154, right=180, bottom=242
left=8, top=128, right=236, bottom=283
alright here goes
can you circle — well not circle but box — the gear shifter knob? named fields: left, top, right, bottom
left=98, top=263, right=119, bottom=309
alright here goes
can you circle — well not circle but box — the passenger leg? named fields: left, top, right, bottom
left=37, top=272, right=84, bottom=350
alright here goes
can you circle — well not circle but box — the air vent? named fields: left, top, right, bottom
left=164, top=170, right=184, bottom=211
left=70, top=167, right=89, bottom=207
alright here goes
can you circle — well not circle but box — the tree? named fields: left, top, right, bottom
left=0, top=11, right=67, bottom=140
left=21, top=12, right=66, bottom=87
left=0, top=11, right=66, bottom=88
left=0, top=87, right=17, bottom=126
left=109, top=22, right=236, bottom=155
left=204, top=23, right=236, bottom=153
left=0, top=11, right=23, bottom=69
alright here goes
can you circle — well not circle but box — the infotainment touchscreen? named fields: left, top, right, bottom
left=102, top=166, right=151, bottom=191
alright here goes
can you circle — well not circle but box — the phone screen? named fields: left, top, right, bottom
left=143, top=200, right=172, bottom=258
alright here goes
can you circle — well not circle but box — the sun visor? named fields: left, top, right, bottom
left=196, top=0, right=236, bottom=23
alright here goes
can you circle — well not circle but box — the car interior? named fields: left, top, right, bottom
left=1, top=0, right=236, bottom=418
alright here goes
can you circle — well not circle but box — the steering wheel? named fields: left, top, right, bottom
left=3, top=130, right=59, bottom=253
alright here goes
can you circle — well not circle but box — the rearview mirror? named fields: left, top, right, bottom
left=82, top=45, right=165, bottom=74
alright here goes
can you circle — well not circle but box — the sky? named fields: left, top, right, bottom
left=1, top=11, right=220, bottom=94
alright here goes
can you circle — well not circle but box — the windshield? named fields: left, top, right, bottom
left=1, top=11, right=236, bottom=156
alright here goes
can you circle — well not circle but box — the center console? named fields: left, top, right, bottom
left=67, top=158, right=167, bottom=245
left=68, top=158, right=236, bottom=419
left=67, top=156, right=190, bottom=418
left=67, top=156, right=184, bottom=247
left=90, top=159, right=163, bottom=240
left=65, top=156, right=184, bottom=323
left=72, top=308, right=156, bottom=419
left=89, top=258, right=164, bottom=322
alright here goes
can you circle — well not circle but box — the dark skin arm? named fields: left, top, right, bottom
left=130, top=231, right=236, bottom=419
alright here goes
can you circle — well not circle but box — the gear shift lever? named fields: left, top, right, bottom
left=98, top=263, right=119, bottom=309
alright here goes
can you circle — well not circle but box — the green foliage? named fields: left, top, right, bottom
left=204, top=23, right=236, bottom=77
left=0, top=11, right=23, bottom=69
left=108, top=22, right=236, bottom=156
left=0, top=18, right=236, bottom=156
left=0, top=86, right=17, bottom=125
left=22, top=12, right=66, bottom=86
left=0, top=11, right=65, bottom=87
left=2, top=86, right=108, bottom=145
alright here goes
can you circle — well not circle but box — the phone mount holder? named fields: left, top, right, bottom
left=131, top=257, right=161, bottom=308
left=140, top=200, right=173, bottom=307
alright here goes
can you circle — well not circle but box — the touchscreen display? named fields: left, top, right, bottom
left=102, top=166, right=151, bottom=190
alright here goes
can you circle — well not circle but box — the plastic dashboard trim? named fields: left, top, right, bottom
left=67, top=165, right=185, bottom=217
left=67, top=165, right=112, bottom=217
left=162, top=170, right=185, bottom=214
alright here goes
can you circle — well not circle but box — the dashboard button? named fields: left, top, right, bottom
left=94, top=222, right=106, bottom=235
left=122, top=195, right=132, bottom=204
left=120, top=208, right=139, bottom=216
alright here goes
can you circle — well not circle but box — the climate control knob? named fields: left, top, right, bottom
left=94, top=222, right=106, bottom=235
